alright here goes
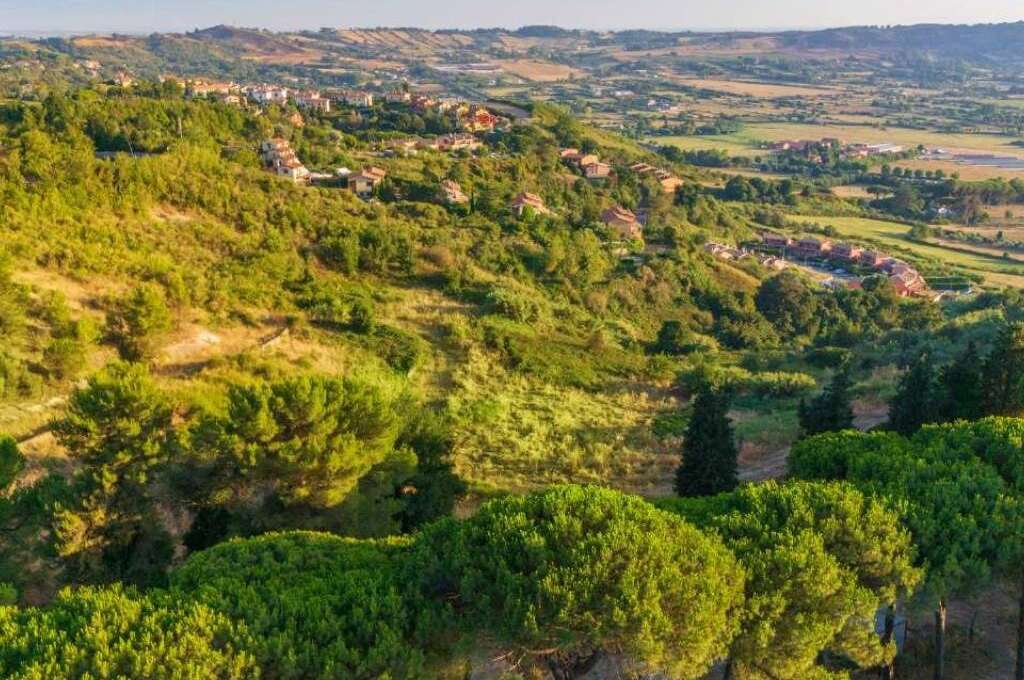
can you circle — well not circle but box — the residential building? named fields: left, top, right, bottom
left=338, top=90, right=374, bottom=108
left=462, top=106, right=498, bottom=132
left=295, top=92, right=331, bottom=113
left=385, top=90, right=412, bottom=104
left=655, top=170, right=684, bottom=193
left=601, top=206, right=643, bottom=241
left=583, top=162, right=612, bottom=180
left=792, top=236, right=833, bottom=258
left=509, top=192, right=550, bottom=217
left=436, top=133, right=482, bottom=152
left=859, top=250, right=888, bottom=268
left=348, top=167, right=388, bottom=196
left=248, top=86, right=289, bottom=105
left=260, top=138, right=309, bottom=183
left=830, top=242, right=864, bottom=263
left=761, top=233, right=792, bottom=250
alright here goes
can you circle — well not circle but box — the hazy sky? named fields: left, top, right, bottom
left=1, top=0, right=1022, bottom=35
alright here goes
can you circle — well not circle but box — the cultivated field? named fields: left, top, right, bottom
left=677, top=78, right=839, bottom=98
left=653, top=122, right=1024, bottom=160
left=493, top=59, right=582, bottom=82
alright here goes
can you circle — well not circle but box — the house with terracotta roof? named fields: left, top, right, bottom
left=261, top=138, right=310, bottom=183
left=509, top=192, right=550, bottom=217
left=601, top=206, right=643, bottom=241
left=583, top=162, right=612, bottom=180
left=462, top=106, right=499, bottom=132
left=436, top=133, right=482, bottom=152
left=348, top=167, right=388, bottom=197
left=656, top=173, right=684, bottom=194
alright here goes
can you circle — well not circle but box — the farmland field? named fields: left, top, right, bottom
left=676, top=78, right=840, bottom=98
left=652, top=122, right=1024, bottom=160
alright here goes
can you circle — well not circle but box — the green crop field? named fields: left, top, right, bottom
left=651, top=122, right=1024, bottom=159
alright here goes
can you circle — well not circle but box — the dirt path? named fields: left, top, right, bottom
left=738, top=402, right=889, bottom=483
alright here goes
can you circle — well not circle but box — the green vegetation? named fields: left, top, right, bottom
left=4, top=38, right=1024, bottom=677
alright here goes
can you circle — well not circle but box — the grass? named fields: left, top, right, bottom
left=446, top=348, right=678, bottom=495
left=790, top=215, right=1024, bottom=287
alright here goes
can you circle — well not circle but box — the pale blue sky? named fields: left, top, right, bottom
left=0, top=0, right=1022, bottom=35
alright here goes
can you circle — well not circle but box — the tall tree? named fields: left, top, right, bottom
left=50, top=362, right=175, bottom=585
left=938, top=341, right=983, bottom=422
left=983, top=322, right=1024, bottom=416
left=675, top=388, right=738, bottom=497
left=888, top=353, right=938, bottom=436
left=799, top=365, right=855, bottom=437
left=406, top=485, right=745, bottom=680
left=661, top=481, right=921, bottom=680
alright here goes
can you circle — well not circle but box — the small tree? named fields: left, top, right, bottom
left=799, top=365, right=855, bottom=437
left=938, top=341, right=983, bottom=422
left=675, top=387, right=738, bottom=497
left=982, top=322, right=1024, bottom=416
left=105, top=284, right=173, bottom=362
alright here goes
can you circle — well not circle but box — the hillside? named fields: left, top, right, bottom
left=2, top=55, right=1024, bottom=678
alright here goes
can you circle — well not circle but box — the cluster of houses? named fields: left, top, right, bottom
left=506, top=187, right=645, bottom=242
left=556, top=150, right=685, bottom=191
left=629, top=162, right=685, bottom=194
left=386, top=133, right=483, bottom=155
left=404, top=94, right=501, bottom=132
left=760, top=233, right=929, bottom=296
left=261, top=138, right=310, bottom=183
left=559, top=148, right=612, bottom=180
left=704, top=242, right=789, bottom=271
left=767, top=138, right=907, bottom=162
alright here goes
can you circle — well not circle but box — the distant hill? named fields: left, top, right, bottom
left=775, top=22, right=1024, bottom=61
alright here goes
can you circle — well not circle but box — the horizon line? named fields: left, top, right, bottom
left=5, top=19, right=1024, bottom=39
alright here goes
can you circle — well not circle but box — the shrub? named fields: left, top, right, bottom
left=171, top=532, right=423, bottom=680
left=106, top=284, right=173, bottom=361
left=0, top=586, right=257, bottom=679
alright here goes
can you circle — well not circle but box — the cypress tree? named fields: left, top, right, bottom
left=888, top=353, right=938, bottom=436
left=982, top=322, right=1024, bottom=416
left=798, top=365, right=855, bottom=437
left=938, top=341, right=983, bottom=422
left=675, top=388, right=738, bottom=497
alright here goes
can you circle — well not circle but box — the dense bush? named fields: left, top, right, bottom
left=171, top=532, right=422, bottom=680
